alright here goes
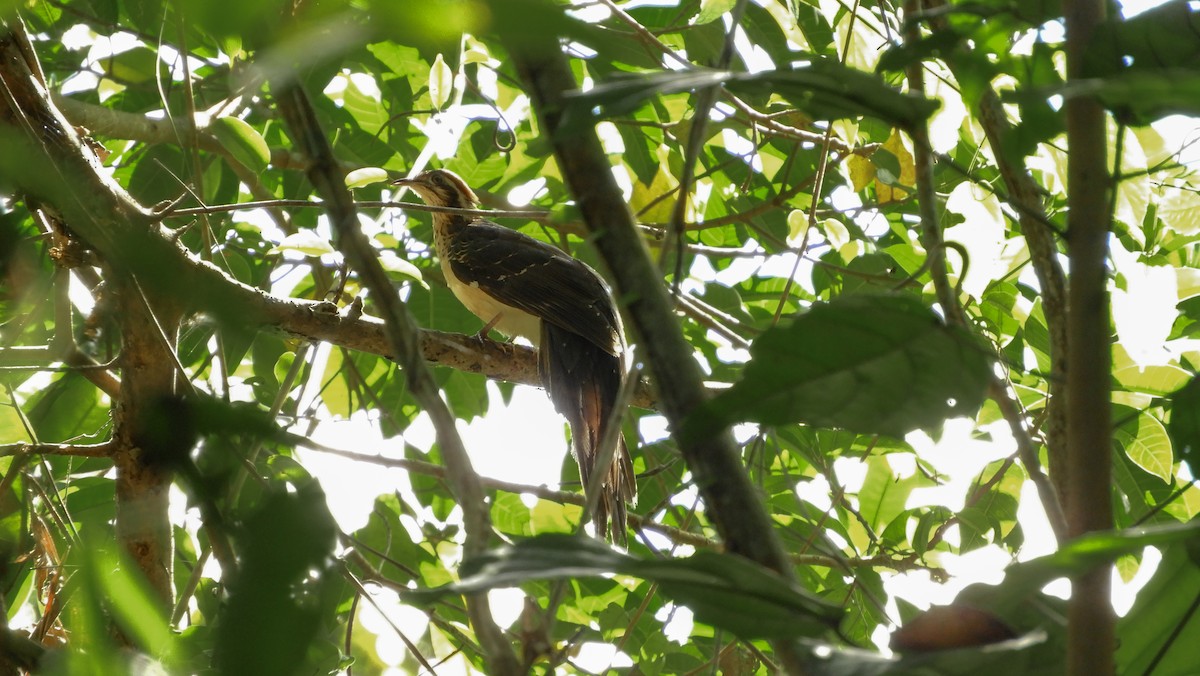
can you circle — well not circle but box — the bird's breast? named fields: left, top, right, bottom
left=438, top=254, right=542, bottom=343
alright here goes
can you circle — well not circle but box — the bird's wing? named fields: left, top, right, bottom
left=444, top=221, right=623, bottom=355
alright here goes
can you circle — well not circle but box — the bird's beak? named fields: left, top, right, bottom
left=390, top=177, right=413, bottom=186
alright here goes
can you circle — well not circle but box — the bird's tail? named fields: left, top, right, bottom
left=540, top=323, right=636, bottom=545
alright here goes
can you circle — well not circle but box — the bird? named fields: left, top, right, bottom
left=392, top=169, right=636, bottom=544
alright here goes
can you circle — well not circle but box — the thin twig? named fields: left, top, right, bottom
left=0, top=442, right=112, bottom=457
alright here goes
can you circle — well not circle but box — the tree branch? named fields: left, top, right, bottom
left=53, top=94, right=315, bottom=171
left=0, top=442, right=111, bottom=458
left=902, top=0, right=1067, bottom=541
left=923, top=0, right=1071, bottom=516
left=1, top=18, right=180, bottom=609
left=501, top=17, right=812, bottom=674
left=272, top=81, right=520, bottom=676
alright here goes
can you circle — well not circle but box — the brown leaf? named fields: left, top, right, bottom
left=889, top=604, right=1017, bottom=652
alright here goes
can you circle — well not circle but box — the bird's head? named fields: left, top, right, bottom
left=391, top=169, right=479, bottom=209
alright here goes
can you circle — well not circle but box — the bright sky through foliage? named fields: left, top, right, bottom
left=7, top=0, right=1200, bottom=670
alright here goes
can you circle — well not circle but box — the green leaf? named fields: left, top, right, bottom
left=1060, top=71, right=1200, bottom=126
left=694, top=0, right=736, bottom=25
left=569, top=62, right=938, bottom=131
left=345, top=166, right=389, bottom=188
left=1006, top=4, right=1197, bottom=125
left=342, top=77, right=389, bottom=135
left=269, top=230, right=335, bottom=257
left=990, top=521, right=1200, bottom=607
left=209, top=116, right=270, bottom=173
left=1114, top=362, right=1191, bottom=397
left=1116, top=546, right=1200, bottom=675
left=216, top=485, right=338, bottom=675
left=1168, top=374, right=1200, bottom=475
left=491, top=492, right=533, bottom=535
left=429, top=53, right=453, bottom=110
left=488, top=0, right=662, bottom=68
left=1084, top=1, right=1200, bottom=79
left=102, top=45, right=162, bottom=84
left=93, top=549, right=174, bottom=660
left=566, top=69, right=733, bottom=119
left=402, top=533, right=843, bottom=640
left=0, top=393, right=28, bottom=445
left=689, top=294, right=992, bottom=439
left=379, top=251, right=427, bottom=287
left=1115, top=412, right=1173, bottom=483
left=730, top=62, right=940, bottom=129
left=26, top=372, right=108, bottom=444
left=858, top=456, right=933, bottom=532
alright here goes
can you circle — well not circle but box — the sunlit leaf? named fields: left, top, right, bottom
left=989, top=521, right=1200, bottom=605
left=94, top=549, right=174, bottom=660
left=1114, top=362, right=1190, bottom=397
left=345, top=166, right=389, bottom=188
left=859, top=456, right=934, bottom=532
left=694, top=0, right=736, bottom=24
left=875, top=130, right=916, bottom=203
left=270, top=230, right=336, bottom=257
left=429, top=53, right=453, bottom=110
left=102, top=45, right=162, bottom=84
left=1116, top=413, right=1174, bottom=483
left=1117, top=546, right=1200, bottom=675
left=847, top=154, right=876, bottom=191
left=1177, top=268, right=1200, bottom=300
left=379, top=251, right=427, bottom=287
left=26, top=373, right=108, bottom=444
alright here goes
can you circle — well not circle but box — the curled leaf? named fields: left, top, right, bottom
left=209, top=116, right=270, bottom=173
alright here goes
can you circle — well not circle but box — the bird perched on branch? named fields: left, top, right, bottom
left=392, top=169, right=635, bottom=544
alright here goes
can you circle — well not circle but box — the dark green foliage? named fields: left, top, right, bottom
left=691, top=294, right=992, bottom=439
left=405, top=533, right=843, bottom=640
left=2, top=0, right=1200, bottom=672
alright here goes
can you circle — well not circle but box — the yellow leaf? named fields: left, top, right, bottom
left=876, top=130, right=916, bottom=204
left=877, top=182, right=897, bottom=204
left=786, top=210, right=808, bottom=242
left=630, top=151, right=679, bottom=224
left=884, top=130, right=916, bottom=185
left=847, top=154, right=875, bottom=192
